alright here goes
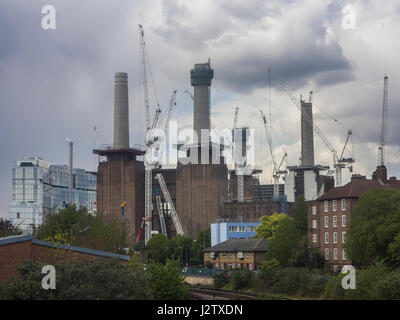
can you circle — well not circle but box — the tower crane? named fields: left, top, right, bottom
left=154, top=185, right=167, bottom=236
left=281, top=81, right=354, bottom=186
left=378, top=76, right=389, bottom=166
left=231, top=107, right=245, bottom=202
left=260, top=110, right=287, bottom=197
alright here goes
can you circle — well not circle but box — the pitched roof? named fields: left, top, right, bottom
left=318, top=176, right=400, bottom=201
left=204, top=238, right=269, bottom=252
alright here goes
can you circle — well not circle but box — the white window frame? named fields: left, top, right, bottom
left=325, top=216, right=329, bottom=228
left=333, top=232, right=338, bottom=244
left=324, top=201, right=329, bottom=212
left=325, top=248, right=330, bottom=260
left=313, top=234, right=317, bottom=243
left=312, top=206, right=316, bottom=215
left=312, top=220, right=317, bottom=229
left=342, top=231, right=346, bottom=244
left=333, top=216, right=337, bottom=228
left=341, top=199, right=346, bottom=211
left=334, top=248, right=338, bottom=260
left=333, top=200, right=337, bottom=212
left=342, top=215, right=347, bottom=227
left=325, top=232, right=329, bottom=244
left=342, top=249, right=347, bottom=260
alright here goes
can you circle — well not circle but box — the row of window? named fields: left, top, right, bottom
left=312, top=215, right=347, bottom=229
left=228, top=226, right=257, bottom=232
left=321, top=231, right=346, bottom=244
left=324, top=199, right=346, bottom=212
left=325, top=248, right=347, bottom=261
left=214, top=263, right=253, bottom=270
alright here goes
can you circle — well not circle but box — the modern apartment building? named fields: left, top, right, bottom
left=211, top=222, right=260, bottom=246
left=308, top=165, right=400, bottom=272
left=9, top=157, right=96, bottom=234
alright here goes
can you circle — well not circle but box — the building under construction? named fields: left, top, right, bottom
left=94, top=62, right=287, bottom=243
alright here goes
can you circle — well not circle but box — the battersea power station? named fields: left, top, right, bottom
left=94, top=62, right=286, bottom=244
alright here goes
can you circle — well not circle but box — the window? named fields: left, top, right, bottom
left=333, top=265, right=339, bottom=273
left=325, top=216, right=329, bottom=228
left=17, top=212, right=20, bottom=219
left=343, top=249, right=347, bottom=260
left=342, top=231, right=346, bottom=244
left=342, top=215, right=347, bottom=227
left=325, top=232, right=329, bottom=244
left=324, top=201, right=329, bottom=212
left=313, top=234, right=317, bottom=243
left=325, top=248, right=330, bottom=260
left=312, top=206, right=316, bottom=215
left=333, top=232, right=338, bottom=244
left=341, top=199, right=346, bottom=211
left=333, top=200, right=337, bottom=211
left=312, top=220, right=317, bottom=229
left=333, top=216, right=337, bottom=228
left=334, top=248, right=338, bottom=260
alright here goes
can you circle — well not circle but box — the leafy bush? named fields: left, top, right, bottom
left=301, top=272, right=331, bottom=297
left=231, top=269, right=254, bottom=291
left=213, top=272, right=230, bottom=289
left=375, top=268, right=400, bottom=299
left=255, top=259, right=280, bottom=290
left=269, top=267, right=310, bottom=295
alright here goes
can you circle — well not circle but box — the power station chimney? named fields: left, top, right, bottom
left=114, top=72, right=129, bottom=149
left=301, top=99, right=315, bottom=166
left=190, top=59, right=214, bottom=141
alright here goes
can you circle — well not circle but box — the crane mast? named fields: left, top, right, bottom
left=154, top=186, right=167, bottom=236
left=379, top=76, right=389, bottom=166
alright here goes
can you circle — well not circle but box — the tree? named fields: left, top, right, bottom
left=35, top=206, right=128, bottom=254
left=255, top=213, right=286, bottom=239
left=264, top=216, right=302, bottom=266
left=146, top=234, right=173, bottom=264
left=0, top=218, right=22, bottom=238
left=146, top=259, right=188, bottom=299
left=346, top=188, right=400, bottom=265
left=291, top=195, right=308, bottom=236
left=0, top=258, right=152, bottom=300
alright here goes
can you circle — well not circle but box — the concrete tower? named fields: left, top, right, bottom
left=190, top=60, right=214, bottom=141
left=113, top=72, right=129, bottom=149
left=301, top=100, right=314, bottom=166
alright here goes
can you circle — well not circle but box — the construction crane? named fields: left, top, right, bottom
left=154, top=186, right=167, bottom=236
left=231, top=107, right=245, bottom=202
left=260, top=110, right=287, bottom=197
left=155, top=173, right=184, bottom=236
left=184, top=89, right=194, bottom=101
left=378, top=76, right=389, bottom=166
left=281, top=81, right=354, bottom=186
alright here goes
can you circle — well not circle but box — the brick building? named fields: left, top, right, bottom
left=204, top=238, right=269, bottom=270
left=308, top=165, right=400, bottom=272
left=0, top=235, right=129, bottom=282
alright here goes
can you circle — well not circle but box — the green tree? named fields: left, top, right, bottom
left=0, top=258, right=152, bottom=300
left=170, top=235, right=193, bottom=266
left=346, top=188, right=400, bottom=265
left=0, top=218, right=22, bottom=238
left=146, top=234, right=173, bottom=264
left=264, top=216, right=302, bottom=266
left=35, top=206, right=128, bottom=254
left=146, top=259, right=188, bottom=299
left=291, top=195, right=308, bottom=236
left=255, top=213, right=286, bottom=239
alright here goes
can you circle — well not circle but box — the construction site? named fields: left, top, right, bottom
left=92, top=26, right=379, bottom=245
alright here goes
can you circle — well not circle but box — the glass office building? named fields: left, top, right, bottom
left=9, top=157, right=97, bottom=234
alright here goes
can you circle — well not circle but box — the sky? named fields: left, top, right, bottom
left=1, top=0, right=400, bottom=218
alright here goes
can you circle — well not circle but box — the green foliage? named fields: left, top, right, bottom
left=264, top=216, right=302, bottom=266
left=375, top=268, right=400, bottom=299
left=255, top=213, right=286, bottom=240
left=324, top=263, right=389, bottom=300
left=256, top=258, right=280, bottom=289
left=170, top=235, right=194, bottom=265
left=231, top=269, right=254, bottom=291
left=146, top=259, right=188, bottom=300
left=269, top=267, right=310, bottom=295
left=213, top=272, right=230, bottom=289
left=346, top=188, right=400, bottom=265
left=35, top=206, right=128, bottom=254
left=0, top=258, right=152, bottom=300
left=291, top=196, right=308, bottom=236
left=146, top=234, right=174, bottom=264
left=0, top=218, right=22, bottom=238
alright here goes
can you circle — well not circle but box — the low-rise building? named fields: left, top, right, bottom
left=308, top=165, right=400, bottom=272
left=204, top=238, right=269, bottom=270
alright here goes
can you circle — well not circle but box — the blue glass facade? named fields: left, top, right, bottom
left=9, top=157, right=96, bottom=234
left=211, top=222, right=260, bottom=246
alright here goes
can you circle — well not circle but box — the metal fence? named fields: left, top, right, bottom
left=182, top=267, right=231, bottom=278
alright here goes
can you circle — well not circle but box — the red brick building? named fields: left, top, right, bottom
left=0, top=235, right=130, bottom=282
left=308, top=165, right=400, bottom=272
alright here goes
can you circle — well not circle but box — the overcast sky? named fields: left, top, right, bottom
left=1, top=0, right=399, bottom=218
